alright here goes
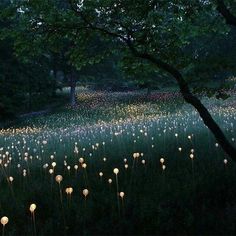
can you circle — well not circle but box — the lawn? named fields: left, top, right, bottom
left=0, top=89, right=236, bottom=235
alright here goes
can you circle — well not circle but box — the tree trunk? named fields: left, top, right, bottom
left=69, top=72, right=77, bottom=107
left=133, top=51, right=236, bottom=161
left=28, top=76, right=32, bottom=112
left=51, top=69, right=57, bottom=97
left=146, top=87, right=151, bottom=96
left=70, top=83, right=76, bottom=107
left=181, top=86, right=236, bottom=160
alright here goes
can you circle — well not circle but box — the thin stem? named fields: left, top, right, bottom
left=115, top=175, right=120, bottom=216
left=2, top=225, right=4, bottom=236
left=58, top=183, right=67, bottom=236
left=32, top=212, right=36, bottom=236
left=191, top=159, right=195, bottom=188
left=59, top=183, right=63, bottom=204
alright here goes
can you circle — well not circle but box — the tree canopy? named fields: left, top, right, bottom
left=0, top=0, right=236, bottom=159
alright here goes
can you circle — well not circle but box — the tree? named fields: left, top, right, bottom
left=6, top=0, right=116, bottom=107
left=6, top=0, right=236, bottom=160
left=67, top=0, right=236, bottom=159
left=0, top=0, right=57, bottom=119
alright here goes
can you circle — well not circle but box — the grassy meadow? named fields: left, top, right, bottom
left=0, top=89, right=236, bottom=235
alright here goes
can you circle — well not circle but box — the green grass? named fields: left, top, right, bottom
left=0, top=90, right=235, bottom=235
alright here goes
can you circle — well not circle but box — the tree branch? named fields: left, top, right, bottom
left=68, top=0, right=128, bottom=42
left=126, top=40, right=236, bottom=159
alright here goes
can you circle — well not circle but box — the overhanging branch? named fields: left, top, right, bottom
left=67, top=0, right=128, bottom=42
left=67, top=0, right=236, bottom=160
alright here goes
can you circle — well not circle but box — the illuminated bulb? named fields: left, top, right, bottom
left=29, top=203, right=36, bottom=213
left=0, top=216, right=8, bottom=226
left=83, top=189, right=89, bottom=197
left=43, top=164, right=48, bottom=169
left=82, top=163, right=87, bottom=169
left=65, top=187, right=73, bottom=194
left=108, top=179, right=112, bottom=184
left=49, top=169, right=54, bottom=174
left=55, top=175, right=63, bottom=183
left=162, top=165, right=166, bottom=170
left=113, top=168, right=119, bottom=175
left=99, top=172, right=103, bottom=177
left=103, top=158, right=107, bottom=162
left=79, top=158, right=84, bottom=164
left=224, top=159, right=228, bottom=165
left=178, top=147, right=182, bottom=152
left=141, top=160, right=145, bottom=164
left=119, top=192, right=125, bottom=198
left=52, top=162, right=56, bottom=168
left=160, top=158, right=164, bottom=164
left=74, top=165, right=78, bottom=170
left=9, top=176, right=14, bottom=182
left=190, top=154, right=194, bottom=159
left=124, top=164, right=128, bottom=169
